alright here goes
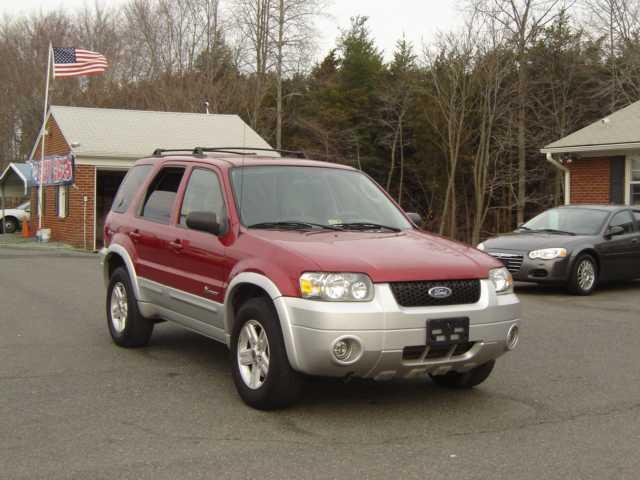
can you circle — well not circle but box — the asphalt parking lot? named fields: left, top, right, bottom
left=1, top=248, right=639, bottom=480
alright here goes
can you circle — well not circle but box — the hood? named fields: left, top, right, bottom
left=483, top=231, right=595, bottom=252
left=249, top=229, right=500, bottom=282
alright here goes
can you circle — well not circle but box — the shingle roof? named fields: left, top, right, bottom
left=541, top=99, right=640, bottom=154
left=34, top=106, right=274, bottom=159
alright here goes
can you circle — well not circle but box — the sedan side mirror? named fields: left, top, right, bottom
left=186, top=211, right=221, bottom=235
left=406, top=212, right=423, bottom=227
left=605, top=225, right=625, bottom=238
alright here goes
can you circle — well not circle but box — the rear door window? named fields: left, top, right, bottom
left=111, top=164, right=152, bottom=213
left=141, top=167, right=185, bottom=224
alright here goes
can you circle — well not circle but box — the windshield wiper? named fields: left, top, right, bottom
left=248, top=221, right=340, bottom=231
left=332, top=222, right=401, bottom=232
left=533, top=228, right=576, bottom=236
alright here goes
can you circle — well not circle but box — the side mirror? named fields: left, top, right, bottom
left=605, top=225, right=625, bottom=238
left=406, top=212, right=423, bottom=227
left=186, top=211, right=221, bottom=235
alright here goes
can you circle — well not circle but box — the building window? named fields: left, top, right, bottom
left=57, top=185, right=68, bottom=218
left=631, top=157, right=640, bottom=205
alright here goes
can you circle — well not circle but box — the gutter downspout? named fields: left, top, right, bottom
left=546, top=153, right=570, bottom=205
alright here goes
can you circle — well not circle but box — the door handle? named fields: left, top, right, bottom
left=169, top=240, right=183, bottom=252
left=204, top=286, right=219, bottom=297
left=129, top=230, right=142, bottom=242
left=632, top=238, right=639, bottom=245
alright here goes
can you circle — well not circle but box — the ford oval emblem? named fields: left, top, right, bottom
left=428, top=286, right=452, bottom=299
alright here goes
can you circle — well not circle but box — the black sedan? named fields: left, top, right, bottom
left=478, top=205, right=640, bottom=295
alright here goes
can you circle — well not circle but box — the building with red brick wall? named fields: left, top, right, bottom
left=542, top=101, right=640, bottom=206
left=29, top=106, right=272, bottom=250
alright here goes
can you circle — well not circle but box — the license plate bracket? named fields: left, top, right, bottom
left=427, top=317, right=470, bottom=347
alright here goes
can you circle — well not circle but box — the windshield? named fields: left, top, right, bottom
left=230, top=166, right=412, bottom=231
left=522, top=208, right=609, bottom=235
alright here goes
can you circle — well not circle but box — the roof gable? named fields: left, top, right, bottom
left=542, top=99, right=640, bottom=153
left=33, top=106, right=273, bottom=159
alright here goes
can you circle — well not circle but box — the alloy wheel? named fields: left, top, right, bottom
left=237, top=319, right=270, bottom=390
left=576, top=259, right=595, bottom=292
left=110, top=282, right=128, bottom=333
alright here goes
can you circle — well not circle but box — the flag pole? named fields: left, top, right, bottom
left=38, top=42, right=52, bottom=231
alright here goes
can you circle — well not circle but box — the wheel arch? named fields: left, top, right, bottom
left=573, top=248, right=600, bottom=273
left=223, top=273, right=301, bottom=371
left=101, top=245, right=142, bottom=301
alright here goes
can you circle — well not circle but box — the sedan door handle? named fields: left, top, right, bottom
left=129, top=230, right=142, bottom=242
left=632, top=238, right=640, bottom=245
left=169, top=240, right=183, bottom=252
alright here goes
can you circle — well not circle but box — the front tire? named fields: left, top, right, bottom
left=107, top=267, right=154, bottom=347
left=430, top=360, right=495, bottom=389
left=568, top=254, right=598, bottom=295
left=230, top=297, right=302, bottom=410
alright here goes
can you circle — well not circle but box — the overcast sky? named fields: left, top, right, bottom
left=1, top=0, right=461, bottom=61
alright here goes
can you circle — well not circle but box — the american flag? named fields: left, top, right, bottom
left=52, top=47, right=108, bottom=78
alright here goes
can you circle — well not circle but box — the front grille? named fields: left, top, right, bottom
left=489, top=252, right=524, bottom=273
left=390, top=280, right=481, bottom=307
left=402, top=342, right=475, bottom=361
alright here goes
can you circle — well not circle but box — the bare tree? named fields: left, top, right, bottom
left=473, top=0, right=563, bottom=225
left=272, top=0, right=325, bottom=149
left=424, top=29, right=477, bottom=238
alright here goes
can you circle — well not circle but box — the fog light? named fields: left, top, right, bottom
left=331, top=336, right=363, bottom=365
left=333, top=339, right=352, bottom=361
left=506, top=325, right=519, bottom=350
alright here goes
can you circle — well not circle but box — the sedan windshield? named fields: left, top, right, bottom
left=522, top=208, right=609, bottom=235
left=230, top=166, right=412, bottom=231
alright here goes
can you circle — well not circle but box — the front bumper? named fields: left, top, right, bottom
left=488, top=250, right=571, bottom=283
left=274, top=280, right=521, bottom=380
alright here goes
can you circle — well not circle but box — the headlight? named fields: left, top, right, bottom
left=528, top=248, right=567, bottom=260
left=299, top=272, right=374, bottom=302
left=489, top=267, right=513, bottom=294
left=477, top=242, right=486, bottom=251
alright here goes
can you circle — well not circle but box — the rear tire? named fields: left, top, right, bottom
left=107, top=267, right=153, bottom=347
left=1, top=217, right=18, bottom=234
left=230, top=297, right=302, bottom=410
left=567, top=254, right=597, bottom=296
left=430, top=360, right=495, bottom=389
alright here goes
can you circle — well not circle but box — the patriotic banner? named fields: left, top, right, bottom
left=29, top=154, right=75, bottom=186
left=52, top=47, right=108, bottom=78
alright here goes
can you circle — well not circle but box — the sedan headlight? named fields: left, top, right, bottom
left=477, top=242, right=486, bottom=251
left=299, top=272, right=374, bottom=302
left=489, top=267, right=514, bottom=294
left=528, top=248, right=567, bottom=260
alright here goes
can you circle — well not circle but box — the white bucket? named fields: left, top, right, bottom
left=38, top=228, right=51, bottom=243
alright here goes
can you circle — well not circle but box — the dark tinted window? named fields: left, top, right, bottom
left=179, top=169, right=226, bottom=228
left=111, top=165, right=152, bottom=214
left=141, top=167, right=185, bottom=224
left=609, top=210, right=635, bottom=234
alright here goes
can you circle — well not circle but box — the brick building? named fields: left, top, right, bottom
left=30, top=106, right=272, bottom=250
left=541, top=100, right=640, bottom=206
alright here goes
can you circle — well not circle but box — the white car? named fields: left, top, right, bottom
left=1, top=201, right=30, bottom=234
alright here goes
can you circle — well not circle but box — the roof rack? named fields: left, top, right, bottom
left=152, top=148, right=199, bottom=157
left=193, top=147, right=307, bottom=158
left=152, top=147, right=307, bottom=159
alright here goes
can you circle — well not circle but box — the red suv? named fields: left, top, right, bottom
left=100, top=148, right=521, bottom=409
